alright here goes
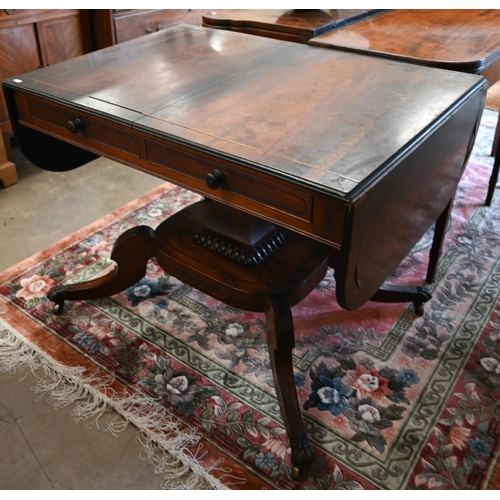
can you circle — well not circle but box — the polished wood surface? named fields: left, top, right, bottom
left=310, top=9, right=500, bottom=205
left=202, top=9, right=383, bottom=43
left=3, top=25, right=486, bottom=309
left=3, top=25, right=487, bottom=475
left=310, top=9, right=500, bottom=79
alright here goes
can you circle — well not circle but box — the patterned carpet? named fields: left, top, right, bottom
left=0, top=109, right=499, bottom=489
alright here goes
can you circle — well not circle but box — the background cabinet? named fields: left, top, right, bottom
left=0, top=9, right=91, bottom=187
left=89, top=9, right=203, bottom=49
left=0, top=9, right=204, bottom=187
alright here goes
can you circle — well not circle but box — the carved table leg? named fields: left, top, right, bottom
left=47, top=225, right=156, bottom=314
left=264, top=292, right=315, bottom=480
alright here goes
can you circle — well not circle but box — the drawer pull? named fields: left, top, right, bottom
left=205, top=169, right=226, bottom=190
left=145, top=25, right=163, bottom=34
left=67, top=118, right=83, bottom=134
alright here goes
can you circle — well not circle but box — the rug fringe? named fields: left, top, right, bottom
left=0, top=320, right=236, bottom=490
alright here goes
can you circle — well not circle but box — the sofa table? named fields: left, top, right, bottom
left=2, top=25, right=486, bottom=477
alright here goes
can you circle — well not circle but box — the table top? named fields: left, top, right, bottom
left=309, top=9, right=500, bottom=77
left=5, top=25, right=484, bottom=197
left=202, top=9, right=383, bottom=42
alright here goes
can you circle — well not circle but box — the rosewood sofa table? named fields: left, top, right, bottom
left=2, top=25, right=486, bottom=477
left=309, top=9, right=500, bottom=206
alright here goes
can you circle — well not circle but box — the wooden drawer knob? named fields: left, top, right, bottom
left=67, top=118, right=83, bottom=134
left=205, top=169, right=226, bottom=190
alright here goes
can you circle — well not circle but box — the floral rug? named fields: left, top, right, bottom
left=1, top=109, right=500, bottom=490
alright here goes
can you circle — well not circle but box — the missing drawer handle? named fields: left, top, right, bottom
left=67, top=118, right=83, bottom=134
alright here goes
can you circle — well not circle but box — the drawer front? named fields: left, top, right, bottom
left=145, top=137, right=314, bottom=226
left=18, top=94, right=140, bottom=159
left=114, top=9, right=201, bottom=44
left=12, top=90, right=344, bottom=246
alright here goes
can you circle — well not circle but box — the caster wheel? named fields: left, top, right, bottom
left=292, top=465, right=301, bottom=480
left=53, top=302, right=65, bottom=316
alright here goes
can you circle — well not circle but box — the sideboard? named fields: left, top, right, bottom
left=0, top=9, right=92, bottom=187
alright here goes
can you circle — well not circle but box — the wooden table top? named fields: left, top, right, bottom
left=6, top=25, right=483, bottom=197
left=202, top=9, right=383, bottom=43
left=309, top=9, right=500, bottom=79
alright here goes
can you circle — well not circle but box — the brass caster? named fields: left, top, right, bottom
left=53, top=302, right=65, bottom=316
left=292, top=465, right=301, bottom=481
left=413, top=287, right=432, bottom=316
left=414, top=301, right=424, bottom=316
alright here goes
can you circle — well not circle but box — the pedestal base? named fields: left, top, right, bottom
left=47, top=198, right=433, bottom=477
left=48, top=199, right=331, bottom=476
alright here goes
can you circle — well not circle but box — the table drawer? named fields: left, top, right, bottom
left=114, top=9, right=201, bottom=44
left=16, top=93, right=141, bottom=159
left=145, top=137, right=314, bottom=226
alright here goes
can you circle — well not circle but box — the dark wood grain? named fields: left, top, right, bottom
left=154, top=200, right=330, bottom=311
left=0, top=24, right=39, bottom=126
left=8, top=26, right=481, bottom=193
left=309, top=9, right=500, bottom=205
left=309, top=9, right=500, bottom=79
left=202, top=9, right=383, bottom=43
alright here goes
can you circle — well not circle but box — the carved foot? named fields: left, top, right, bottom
left=46, top=226, right=156, bottom=310
left=47, top=285, right=69, bottom=314
left=290, top=433, right=316, bottom=479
